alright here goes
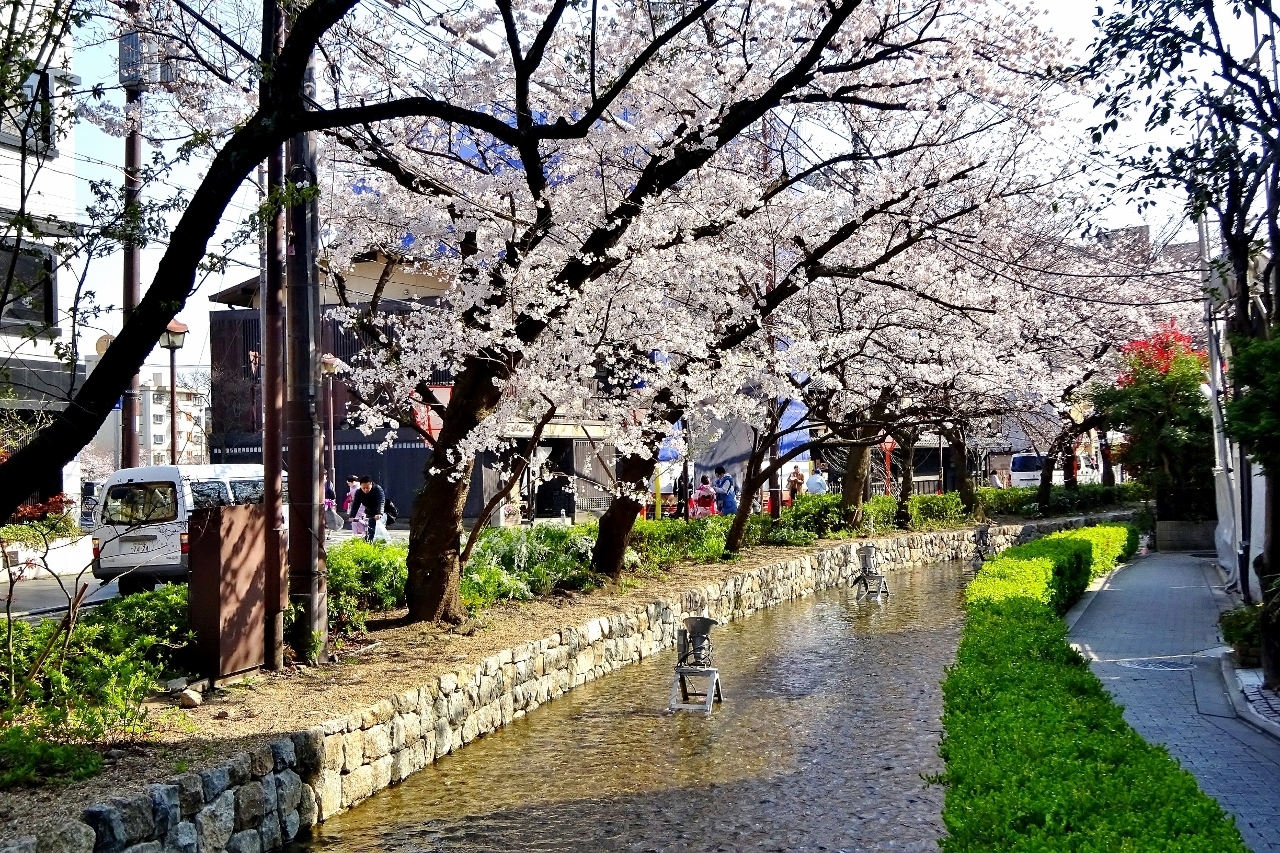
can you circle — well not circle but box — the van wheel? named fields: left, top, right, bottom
left=118, top=575, right=157, bottom=596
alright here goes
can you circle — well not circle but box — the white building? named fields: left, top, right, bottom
left=136, top=371, right=210, bottom=466
left=0, top=29, right=84, bottom=498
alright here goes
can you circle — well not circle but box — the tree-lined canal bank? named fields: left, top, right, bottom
left=288, top=561, right=969, bottom=853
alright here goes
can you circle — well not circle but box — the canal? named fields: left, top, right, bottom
left=289, top=560, right=970, bottom=852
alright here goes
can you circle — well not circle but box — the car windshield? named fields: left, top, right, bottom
left=231, top=479, right=265, bottom=504
left=101, top=482, right=178, bottom=525
left=1010, top=455, right=1044, bottom=472
left=189, top=480, right=232, bottom=509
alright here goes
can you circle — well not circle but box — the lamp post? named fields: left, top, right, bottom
left=159, top=319, right=188, bottom=464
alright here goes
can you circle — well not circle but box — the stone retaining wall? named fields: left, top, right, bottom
left=14, top=512, right=1130, bottom=853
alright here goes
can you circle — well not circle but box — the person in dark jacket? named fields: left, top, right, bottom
left=349, top=476, right=386, bottom=542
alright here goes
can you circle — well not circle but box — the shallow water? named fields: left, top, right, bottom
left=290, top=561, right=970, bottom=853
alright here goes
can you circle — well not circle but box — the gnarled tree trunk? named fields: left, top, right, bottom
left=840, top=444, right=872, bottom=527
left=894, top=434, right=917, bottom=529
left=405, top=363, right=504, bottom=623
left=941, top=426, right=979, bottom=518
left=591, top=452, right=661, bottom=580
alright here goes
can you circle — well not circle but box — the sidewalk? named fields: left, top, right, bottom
left=1070, top=552, right=1280, bottom=852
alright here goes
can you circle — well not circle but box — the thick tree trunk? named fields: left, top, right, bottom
left=840, top=444, right=872, bottom=527
left=943, top=427, right=979, bottom=517
left=405, top=363, right=504, bottom=623
left=894, top=438, right=916, bottom=529
left=1063, top=441, right=1079, bottom=490
left=1100, top=439, right=1116, bottom=487
left=591, top=452, right=661, bottom=580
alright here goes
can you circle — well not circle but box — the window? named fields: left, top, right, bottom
left=230, top=479, right=265, bottom=505
left=102, top=482, right=177, bottom=526
left=153, top=413, right=164, bottom=424
left=189, top=480, right=231, bottom=509
left=0, top=69, right=54, bottom=153
left=153, top=393, right=165, bottom=404
left=152, top=434, right=164, bottom=444
left=1010, top=455, right=1044, bottom=473
left=0, top=242, right=53, bottom=326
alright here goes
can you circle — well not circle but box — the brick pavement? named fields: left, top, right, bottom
left=1070, top=551, right=1280, bottom=852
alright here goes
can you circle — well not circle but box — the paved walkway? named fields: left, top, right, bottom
left=1070, top=552, right=1280, bottom=852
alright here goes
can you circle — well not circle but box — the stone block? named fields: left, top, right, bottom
left=121, top=843, right=162, bottom=853
left=281, top=810, right=301, bottom=844
left=162, top=820, right=197, bottom=853
left=363, top=722, right=392, bottom=760
left=460, top=714, right=479, bottom=744
left=167, top=774, right=204, bottom=818
left=248, top=745, right=275, bottom=778
left=341, top=765, right=374, bottom=808
left=256, top=812, right=281, bottom=852
left=341, top=729, right=364, bottom=773
left=227, top=753, right=252, bottom=786
left=147, top=784, right=180, bottom=837
left=447, top=691, right=469, bottom=726
left=298, top=784, right=317, bottom=828
left=392, top=687, right=419, bottom=713
left=361, top=699, right=395, bottom=728
left=1, top=838, right=36, bottom=853
left=109, top=794, right=155, bottom=847
left=225, top=829, right=261, bottom=853
left=371, top=754, right=393, bottom=791
left=291, top=728, right=324, bottom=776
left=34, top=820, right=95, bottom=853
left=276, top=769, right=303, bottom=815
left=234, top=780, right=266, bottom=830
left=194, top=791, right=235, bottom=853
left=402, top=711, right=422, bottom=745
left=321, top=717, right=348, bottom=736
left=259, top=772, right=276, bottom=818
left=270, top=738, right=297, bottom=773
left=438, top=672, right=458, bottom=694
left=197, top=765, right=230, bottom=809
left=390, top=749, right=412, bottom=783
left=313, top=772, right=342, bottom=822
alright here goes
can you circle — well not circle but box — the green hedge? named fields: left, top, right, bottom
left=464, top=524, right=599, bottom=609
left=976, top=482, right=1150, bottom=517
left=326, top=539, right=409, bottom=634
left=941, top=523, right=1246, bottom=851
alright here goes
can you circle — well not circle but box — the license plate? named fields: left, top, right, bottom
left=130, top=542, right=152, bottom=553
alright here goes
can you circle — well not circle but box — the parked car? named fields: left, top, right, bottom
left=1007, top=453, right=1067, bottom=489
left=91, top=464, right=282, bottom=595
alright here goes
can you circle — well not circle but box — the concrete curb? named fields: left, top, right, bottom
left=1064, top=559, right=1134, bottom=632
left=1219, top=653, right=1280, bottom=744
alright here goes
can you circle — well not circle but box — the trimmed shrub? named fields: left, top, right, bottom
left=325, top=539, right=409, bottom=634
left=941, top=523, right=1246, bottom=852
left=909, top=492, right=966, bottom=529
left=463, top=523, right=600, bottom=610
left=860, top=495, right=898, bottom=533
left=778, top=494, right=846, bottom=538
left=976, top=482, right=1150, bottom=518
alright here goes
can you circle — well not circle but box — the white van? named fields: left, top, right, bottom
left=92, top=464, right=278, bottom=594
left=1007, top=453, right=1067, bottom=489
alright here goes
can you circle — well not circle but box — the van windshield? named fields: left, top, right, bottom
left=231, top=479, right=265, bottom=504
left=102, top=482, right=178, bottom=525
left=1010, top=455, right=1044, bottom=473
left=190, top=480, right=232, bottom=509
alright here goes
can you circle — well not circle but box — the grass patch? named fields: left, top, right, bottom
left=940, top=523, right=1247, bottom=851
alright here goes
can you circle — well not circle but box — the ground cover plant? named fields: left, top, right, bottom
left=0, top=583, right=193, bottom=788
left=975, top=482, right=1148, bottom=518
left=940, top=523, right=1247, bottom=851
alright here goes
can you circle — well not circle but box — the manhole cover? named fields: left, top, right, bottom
left=1116, top=659, right=1195, bottom=671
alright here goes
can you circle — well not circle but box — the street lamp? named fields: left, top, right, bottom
left=159, top=319, right=188, bottom=464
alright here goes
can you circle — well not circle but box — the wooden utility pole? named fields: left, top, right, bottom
left=285, top=56, right=327, bottom=661
left=119, top=16, right=143, bottom=468
left=261, top=0, right=288, bottom=668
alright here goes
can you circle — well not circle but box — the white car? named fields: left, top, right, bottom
left=1007, top=453, right=1067, bottom=489
left=92, top=464, right=279, bottom=595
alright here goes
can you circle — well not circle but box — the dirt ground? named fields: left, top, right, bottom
left=0, top=541, right=824, bottom=840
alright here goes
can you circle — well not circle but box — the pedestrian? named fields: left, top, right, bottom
left=349, top=475, right=387, bottom=543
left=342, top=475, right=359, bottom=513
left=691, top=475, right=717, bottom=519
left=805, top=466, right=828, bottom=495
left=989, top=470, right=1003, bottom=489
left=323, top=472, right=336, bottom=503
left=713, top=466, right=739, bottom=515
left=786, top=465, right=806, bottom=505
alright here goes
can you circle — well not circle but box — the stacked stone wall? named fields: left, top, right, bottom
left=12, top=511, right=1129, bottom=853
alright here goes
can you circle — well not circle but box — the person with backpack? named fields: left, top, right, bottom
left=691, top=475, right=717, bottom=518
left=713, top=466, right=739, bottom=515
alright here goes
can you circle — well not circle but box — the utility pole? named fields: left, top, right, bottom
left=285, top=56, right=327, bottom=661
left=119, top=16, right=143, bottom=468
left=261, top=0, right=288, bottom=669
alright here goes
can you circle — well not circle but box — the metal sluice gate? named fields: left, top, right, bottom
left=668, top=616, right=724, bottom=716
